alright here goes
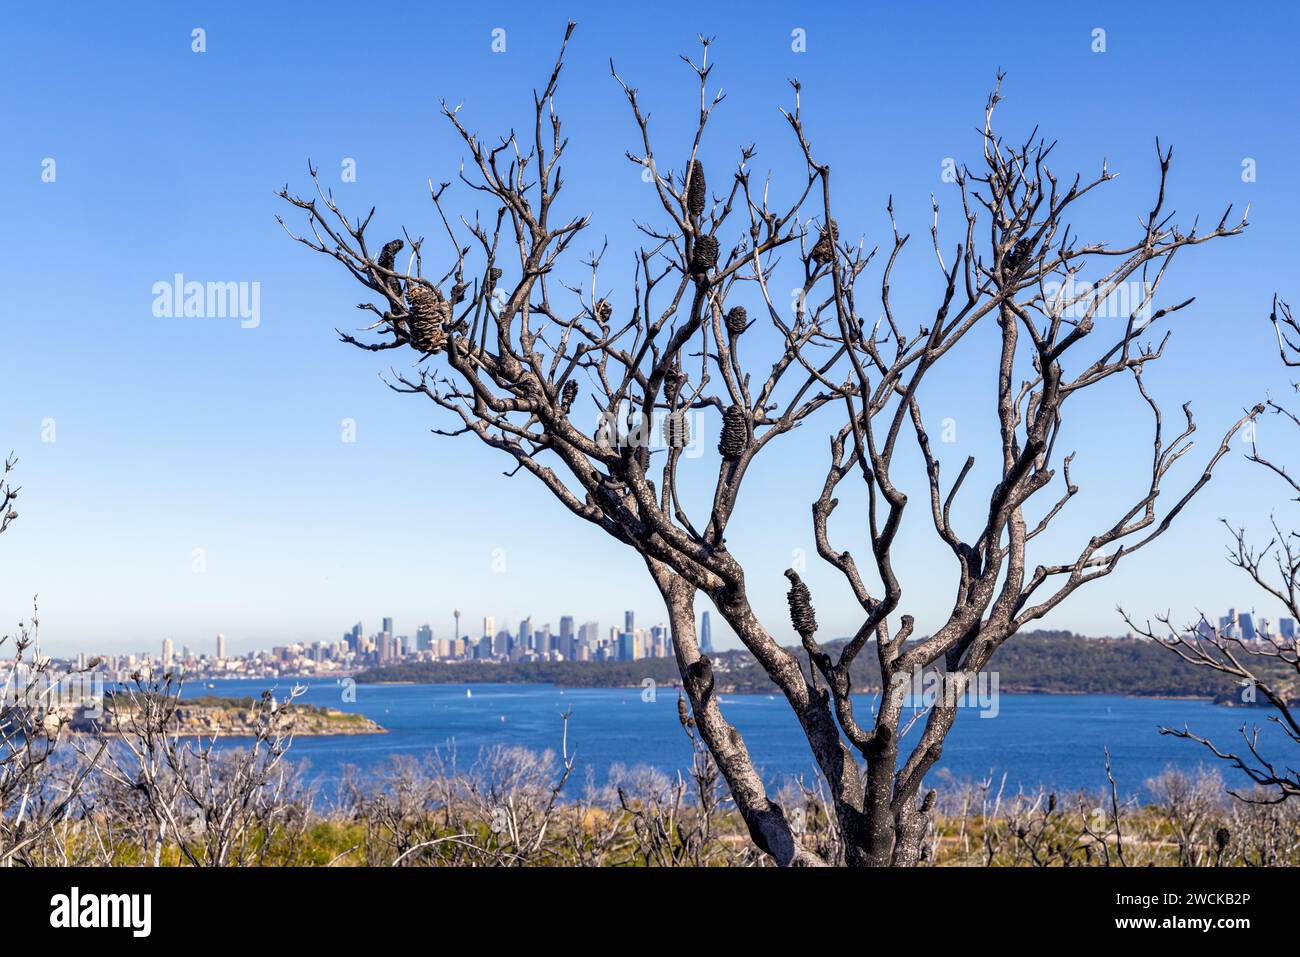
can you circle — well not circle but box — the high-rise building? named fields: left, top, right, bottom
left=1239, top=612, right=1256, bottom=641
left=700, top=611, right=713, bottom=653
left=382, top=616, right=394, bottom=636
left=162, top=638, right=174, bottom=666
left=216, top=633, right=226, bottom=660
left=416, top=624, right=433, bottom=651
left=1219, top=608, right=1241, bottom=639
left=618, top=631, right=636, bottom=661
left=625, top=610, right=635, bottom=634
left=1280, top=618, right=1296, bottom=640
left=483, top=615, right=496, bottom=641
left=519, top=617, right=533, bottom=650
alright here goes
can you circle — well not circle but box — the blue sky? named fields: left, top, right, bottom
left=2, top=1, right=1297, bottom=657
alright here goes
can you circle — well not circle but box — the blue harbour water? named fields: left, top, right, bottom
left=180, top=679, right=1276, bottom=801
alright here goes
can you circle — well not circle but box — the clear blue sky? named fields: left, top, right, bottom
left=2, top=1, right=1297, bottom=657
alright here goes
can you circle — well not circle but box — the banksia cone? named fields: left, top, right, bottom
left=686, top=160, right=707, bottom=218
left=559, top=379, right=578, bottom=414
left=725, top=305, right=748, bottom=337
left=1215, top=826, right=1231, bottom=852
left=662, top=411, right=691, bottom=449
left=406, top=283, right=452, bottom=353
left=718, top=404, right=747, bottom=458
left=784, top=569, right=817, bottom=637
left=376, top=239, right=404, bottom=297
left=1004, top=238, right=1033, bottom=274
left=810, top=220, right=838, bottom=264
left=595, top=298, right=612, bottom=323
left=691, top=235, right=719, bottom=276
left=1048, top=792, right=1057, bottom=813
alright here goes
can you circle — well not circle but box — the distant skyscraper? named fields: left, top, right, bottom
left=1239, top=612, right=1256, bottom=641
left=578, top=621, right=599, bottom=654
left=1219, top=608, right=1240, bottom=639
left=1281, top=617, right=1296, bottom=640
left=700, top=611, right=713, bottom=653
left=162, top=638, right=174, bottom=666
left=416, top=624, right=433, bottom=651
left=560, top=616, right=575, bottom=659
left=483, top=615, right=496, bottom=641
left=618, top=631, right=636, bottom=661
left=216, top=633, right=226, bottom=660
left=519, top=616, right=533, bottom=649
left=382, top=616, right=393, bottom=636
left=625, top=610, right=635, bottom=634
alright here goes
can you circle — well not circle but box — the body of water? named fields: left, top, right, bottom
left=178, top=679, right=1274, bottom=801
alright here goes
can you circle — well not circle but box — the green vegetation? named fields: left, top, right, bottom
left=357, top=632, right=1284, bottom=701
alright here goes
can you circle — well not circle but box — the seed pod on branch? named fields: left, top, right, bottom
left=405, top=283, right=452, bottom=353
left=662, top=411, right=691, bottom=449
left=677, top=694, right=694, bottom=730
left=559, top=379, right=578, bottom=415
left=595, top=298, right=612, bottom=323
left=810, top=220, right=838, bottom=264
left=375, top=239, right=404, bottom=298
left=1004, top=237, right=1033, bottom=275
left=725, top=305, right=748, bottom=337
left=686, top=159, right=706, bottom=218
left=718, top=404, right=747, bottom=458
left=784, top=569, right=818, bottom=638
left=691, top=235, right=719, bottom=276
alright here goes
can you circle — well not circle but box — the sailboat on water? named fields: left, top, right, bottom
left=465, top=688, right=473, bottom=699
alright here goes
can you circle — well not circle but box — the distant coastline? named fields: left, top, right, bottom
left=352, top=633, right=1294, bottom=704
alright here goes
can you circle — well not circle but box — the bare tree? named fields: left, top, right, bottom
left=280, top=24, right=1255, bottom=865
left=92, top=672, right=307, bottom=865
left=1126, top=297, right=1300, bottom=803
left=0, top=461, right=105, bottom=865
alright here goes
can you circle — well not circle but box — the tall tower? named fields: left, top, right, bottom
left=483, top=615, right=496, bottom=640
left=454, top=608, right=462, bottom=642
left=625, top=610, right=635, bottom=634
left=700, top=611, right=713, bottom=653
left=162, top=638, right=174, bottom=667
left=382, top=616, right=394, bottom=636
left=216, top=633, right=226, bottom=660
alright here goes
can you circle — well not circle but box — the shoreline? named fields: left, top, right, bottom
left=219, top=677, right=1239, bottom=705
